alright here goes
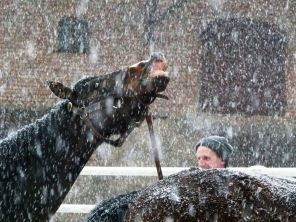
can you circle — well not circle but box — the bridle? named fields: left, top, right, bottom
left=66, top=53, right=169, bottom=180
left=67, top=93, right=168, bottom=146
left=67, top=92, right=168, bottom=180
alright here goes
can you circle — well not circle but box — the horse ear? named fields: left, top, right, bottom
left=47, top=80, right=73, bottom=100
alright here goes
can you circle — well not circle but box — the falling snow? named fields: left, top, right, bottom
left=1, top=0, right=296, bottom=221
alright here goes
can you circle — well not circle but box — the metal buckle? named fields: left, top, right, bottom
left=80, top=106, right=88, bottom=119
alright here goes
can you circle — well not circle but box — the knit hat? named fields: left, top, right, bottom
left=195, top=136, right=233, bottom=162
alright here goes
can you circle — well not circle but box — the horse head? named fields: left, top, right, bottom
left=47, top=52, right=170, bottom=146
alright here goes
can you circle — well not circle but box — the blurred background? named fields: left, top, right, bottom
left=1, top=0, right=296, bottom=220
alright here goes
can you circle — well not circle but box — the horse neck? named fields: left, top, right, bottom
left=0, top=101, right=103, bottom=221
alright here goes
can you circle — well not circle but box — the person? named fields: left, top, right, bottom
left=195, top=135, right=234, bottom=169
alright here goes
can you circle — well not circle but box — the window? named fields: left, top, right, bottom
left=57, top=16, right=90, bottom=54
left=199, top=18, right=287, bottom=116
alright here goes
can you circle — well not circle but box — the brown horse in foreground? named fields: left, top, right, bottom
left=87, top=168, right=296, bottom=222
left=0, top=52, right=169, bottom=221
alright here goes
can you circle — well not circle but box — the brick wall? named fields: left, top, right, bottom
left=1, top=0, right=296, bottom=167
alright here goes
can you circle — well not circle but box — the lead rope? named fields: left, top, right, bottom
left=146, top=114, right=163, bottom=180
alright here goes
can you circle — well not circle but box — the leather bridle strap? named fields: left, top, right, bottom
left=83, top=117, right=120, bottom=146
left=67, top=101, right=119, bottom=146
left=67, top=93, right=167, bottom=177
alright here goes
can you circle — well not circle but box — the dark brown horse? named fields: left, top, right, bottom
left=0, top=52, right=169, bottom=221
left=87, top=168, right=296, bottom=222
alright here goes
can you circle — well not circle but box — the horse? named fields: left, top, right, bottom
left=0, top=52, right=169, bottom=221
left=86, top=168, right=296, bottom=222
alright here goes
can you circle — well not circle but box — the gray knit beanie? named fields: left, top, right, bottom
left=195, top=136, right=234, bottom=162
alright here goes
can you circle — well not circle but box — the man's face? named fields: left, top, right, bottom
left=196, top=146, right=225, bottom=169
